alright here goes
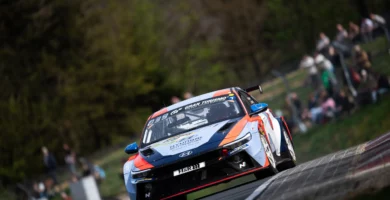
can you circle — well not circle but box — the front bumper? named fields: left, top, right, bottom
left=135, top=148, right=267, bottom=199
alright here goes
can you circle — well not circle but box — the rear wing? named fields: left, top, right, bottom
left=244, top=85, right=263, bottom=94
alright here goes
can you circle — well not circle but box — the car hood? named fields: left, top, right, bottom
left=133, top=117, right=243, bottom=171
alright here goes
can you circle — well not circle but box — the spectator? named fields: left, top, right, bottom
left=290, top=92, right=302, bottom=118
left=357, top=69, right=378, bottom=105
left=315, top=54, right=337, bottom=95
left=326, top=46, right=340, bottom=67
left=307, top=93, right=323, bottom=124
left=79, top=158, right=94, bottom=177
left=361, top=18, right=374, bottom=42
left=375, top=72, right=390, bottom=95
left=320, top=90, right=336, bottom=120
left=335, top=24, right=348, bottom=42
left=370, top=13, right=386, bottom=28
left=183, top=92, right=193, bottom=99
left=61, top=192, right=72, bottom=200
left=63, top=143, right=77, bottom=175
left=32, top=182, right=48, bottom=200
left=316, top=32, right=330, bottom=52
left=171, top=96, right=181, bottom=104
left=334, top=90, right=354, bottom=115
left=42, top=147, right=57, bottom=185
left=93, top=164, right=106, bottom=184
left=353, top=45, right=371, bottom=73
left=70, top=175, right=79, bottom=183
left=299, top=55, right=319, bottom=88
left=370, top=13, right=389, bottom=40
left=348, top=22, right=360, bottom=42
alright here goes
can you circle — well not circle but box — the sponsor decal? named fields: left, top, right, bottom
left=179, top=150, right=193, bottom=157
left=170, top=135, right=202, bottom=150
left=229, top=143, right=249, bottom=155
left=239, top=161, right=246, bottom=169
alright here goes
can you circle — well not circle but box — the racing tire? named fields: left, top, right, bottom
left=254, top=134, right=278, bottom=180
left=278, top=126, right=296, bottom=171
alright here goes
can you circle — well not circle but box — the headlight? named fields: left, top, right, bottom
left=223, top=133, right=252, bottom=149
left=132, top=169, right=151, bottom=179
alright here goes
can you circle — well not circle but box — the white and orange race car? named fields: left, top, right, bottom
left=123, top=86, right=296, bottom=200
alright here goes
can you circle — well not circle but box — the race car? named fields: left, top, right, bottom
left=123, top=86, right=296, bottom=200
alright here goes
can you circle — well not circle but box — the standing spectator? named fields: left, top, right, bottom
left=353, top=45, right=371, bottom=73
left=326, top=46, right=340, bottom=67
left=316, top=32, right=330, bottom=52
left=370, top=13, right=386, bottom=28
left=370, top=13, right=389, bottom=41
left=348, top=22, right=360, bottom=42
left=361, top=18, right=374, bottom=42
left=335, top=24, right=348, bottom=42
left=42, top=147, right=57, bottom=185
left=299, top=55, right=319, bottom=88
left=315, top=54, right=338, bottom=95
left=79, top=157, right=94, bottom=177
left=357, top=69, right=378, bottom=105
left=63, top=144, right=77, bottom=175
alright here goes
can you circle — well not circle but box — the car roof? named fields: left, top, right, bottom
left=149, top=87, right=240, bottom=119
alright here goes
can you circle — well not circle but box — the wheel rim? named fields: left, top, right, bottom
left=284, top=129, right=296, bottom=161
left=261, top=135, right=276, bottom=168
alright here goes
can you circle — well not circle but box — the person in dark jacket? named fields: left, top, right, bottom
left=42, top=146, right=58, bottom=184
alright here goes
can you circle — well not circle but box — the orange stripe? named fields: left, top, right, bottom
left=212, top=89, right=231, bottom=97
left=151, top=108, right=168, bottom=118
left=281, top=116, right=292, bottom=141
left=128, top=154, right=137, bottom=161
left=219, top=116, right=249, bottom=146
left=134, top=155, right=154, bottom=170
left=266, top=113, right=274, bottom=130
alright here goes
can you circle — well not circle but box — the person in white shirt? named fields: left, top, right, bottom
left=361, top=18, right=374, bottom=42
left=370, top=13, right=386, bottom=27
left=300, top=55, right=319, bottom=88
left=316, top=32, right=330, bottom=52
left=370, top=13, right=389, bottom=42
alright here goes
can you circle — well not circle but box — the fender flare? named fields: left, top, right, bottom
left=276, top=117, right=294, bottom=147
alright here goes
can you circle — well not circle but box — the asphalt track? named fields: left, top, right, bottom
left=199, top=132, right=390, bottom=200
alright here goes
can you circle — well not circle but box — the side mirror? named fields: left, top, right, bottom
left=250, top=103, right=268, bottom=115
left=124, top=142, right=139, bottom=154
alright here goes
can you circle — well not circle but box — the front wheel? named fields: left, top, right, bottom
left=279, top=127, right=297, bottom=171
left=255, top=134, right=278, bottom=179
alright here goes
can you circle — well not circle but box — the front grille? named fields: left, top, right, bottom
left=144, top=151, right=257, bottom=199
left=151, top=150, right=221, bottom=179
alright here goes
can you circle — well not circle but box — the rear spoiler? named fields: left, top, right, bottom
left=244, top=85, right=263, bottom=94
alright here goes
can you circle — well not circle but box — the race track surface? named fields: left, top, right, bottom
left=200, top=132, right=390, bottom=200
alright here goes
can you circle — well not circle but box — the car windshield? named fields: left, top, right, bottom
left=141, top=95, right=244, bottom=146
